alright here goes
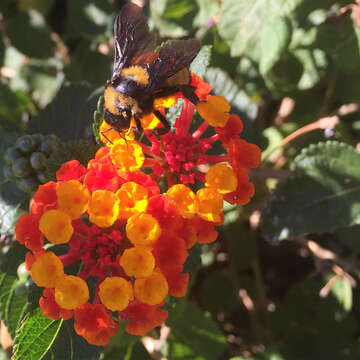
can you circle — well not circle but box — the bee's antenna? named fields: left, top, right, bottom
left=100, top=128, right=114, bottom=145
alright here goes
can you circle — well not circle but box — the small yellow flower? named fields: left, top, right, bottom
left=88, top=190, right=120, bottom=228
left=39, top=210, right=73, bottom=244
left=196, top=188, right=223, bottom=222
left=167, top=184, right=196, bottom=218
left=126, top=213, right=161, bottom=246
left=110, top=139, right=144, bottom=172
left=57, top=180, right=90, bottom=219
left=205, top=163, right=238, bottom=194
left=120, top=246, right=155, bottom=278
left=99, top=277, right=134, bottom=311
left=116, top=182, right=148, bottom=219
left=134, top=269, right=168, bottom=305
left=55, top=275, right=89, bottom=310
left=31, top=252, right=64, bottom=288
left=197, top=95, right=230, bottom=127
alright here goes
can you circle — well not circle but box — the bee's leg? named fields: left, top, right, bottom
left=153, top=110, right=171, bottom=135
left=134, top=114, right=144, bottom=133
left=180, top=85, right=200, bottom=105
left=154, top=85, right=199, bottom=105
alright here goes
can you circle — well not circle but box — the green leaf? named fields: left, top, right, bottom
left=0, top=84, right=26, bottom=132
left=13, top=310, right=62, bottom=360
left=0, top=242, right=27, bottom=277
left=317, top=16, right=360, bottom=74
left=66, top=0, right=112, bottom=38
left=331, top=276, right=353, bottom=312
left=0, top=273, right=28, bottom=339
left=105, top=342, right=151, bottom=360
left=190, top=45, right=212, bottom=78
left=6, top=10, right=53, bottom=59
left=259, top=17, right=292, bottom=77
left=65, top=45, right=110, bottom=87
left=149, top=0, right=189, bottom=37
left=262, top=141, right=360, bottom=242
left=166, top=302, right=227, bottom=360
left=193, top=0, right=219, bottom=27
left=13, top=310, right=102, bottom=360
left=200, top=271, right=237, bottom=311
left=20, top=57, right=64, bottom=108
left=27, top=83, right=96, bottom=141
left=218, top=0, right=296, bottom=60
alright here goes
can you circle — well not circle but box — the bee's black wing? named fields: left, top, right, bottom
left=112, top=2, right=158, bottom=79
left=147, top=39, right=201, bottom=91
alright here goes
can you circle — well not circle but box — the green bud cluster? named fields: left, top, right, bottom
left=3, top=134, right=61, bottom=193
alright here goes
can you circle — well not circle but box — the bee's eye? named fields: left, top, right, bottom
left=116, top=79, right=138, bottom=96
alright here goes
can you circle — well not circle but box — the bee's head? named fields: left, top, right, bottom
left=104, top=108, right=132, bottom=132
left=114, top=78, right=139, bottom=97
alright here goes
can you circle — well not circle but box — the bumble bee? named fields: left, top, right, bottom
left=104, top=2, right=201, bottom=135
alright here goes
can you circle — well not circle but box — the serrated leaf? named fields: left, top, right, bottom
left=65, top=45, right=110, bottom=87
left=6, top=10, right=53, bottom=59
left=20, top=58, right=64, bottom=108
left=13, top=310, right=102, bottom=360
left=193, top=0, right=219, bottom=27
left=66, top=0, right=112, bottom=38
left=259, top=17, right=292, bottom=76
left=166, top=302, right=226, bottom=360
left=0, top=84, right=26, bottom=132
left=190, top=45, right=212, bottom=78
left=27, top=83, right=95, bottom=141
left=317, top=16, right=360, bottom=74
left=262, top=141, right=360, bottom=242
left=218, top=0, right=297, bottom=60
left=0, top=273, right=28, bottom=339
left=331, top=276, right=352, bottom=312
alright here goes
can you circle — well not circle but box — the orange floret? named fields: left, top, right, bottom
left=196, top=188, right=223, bottom=222
left=119, top=300, right=168, bottom=336
left=120, top=246, right=155, bottom=278
left=99, top=277, right=134, bottom=311
left=31, top=252, right=64, bottom=288
left=205, top=163, right=238, bottom=194
left=15, top=213, right=44, bottom=252
left=110, top=139, right=144, bottom=173
left=134, top=269, right=168, bottom=305
left=166, top=184, right=196, bottom=219
left=55, top=275, right=89, bottom=310
left=39, top=288, right=73, bottom=320
left=39, top=209, right=73, bottom=244
left=166, top=272, right=189, bottom=298
left=116, top=181, right=148, bottom=219
left=74, top=303, right=119, bottom=346
left=126, top=213, right=161, bottom=246
left=197, top=95, right=230, bottom=127
left=57, top=180, right=90, bottom=219
left=88, top=190, right=120, bottom=228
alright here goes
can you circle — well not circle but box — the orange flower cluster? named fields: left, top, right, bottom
left=14, top=74, right=261, bottom=346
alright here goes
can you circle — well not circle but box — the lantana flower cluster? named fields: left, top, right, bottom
left=14, top=73, right=260, bottom=346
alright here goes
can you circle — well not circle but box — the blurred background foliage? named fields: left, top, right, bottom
left=1, top=0, right=360, bottom=359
